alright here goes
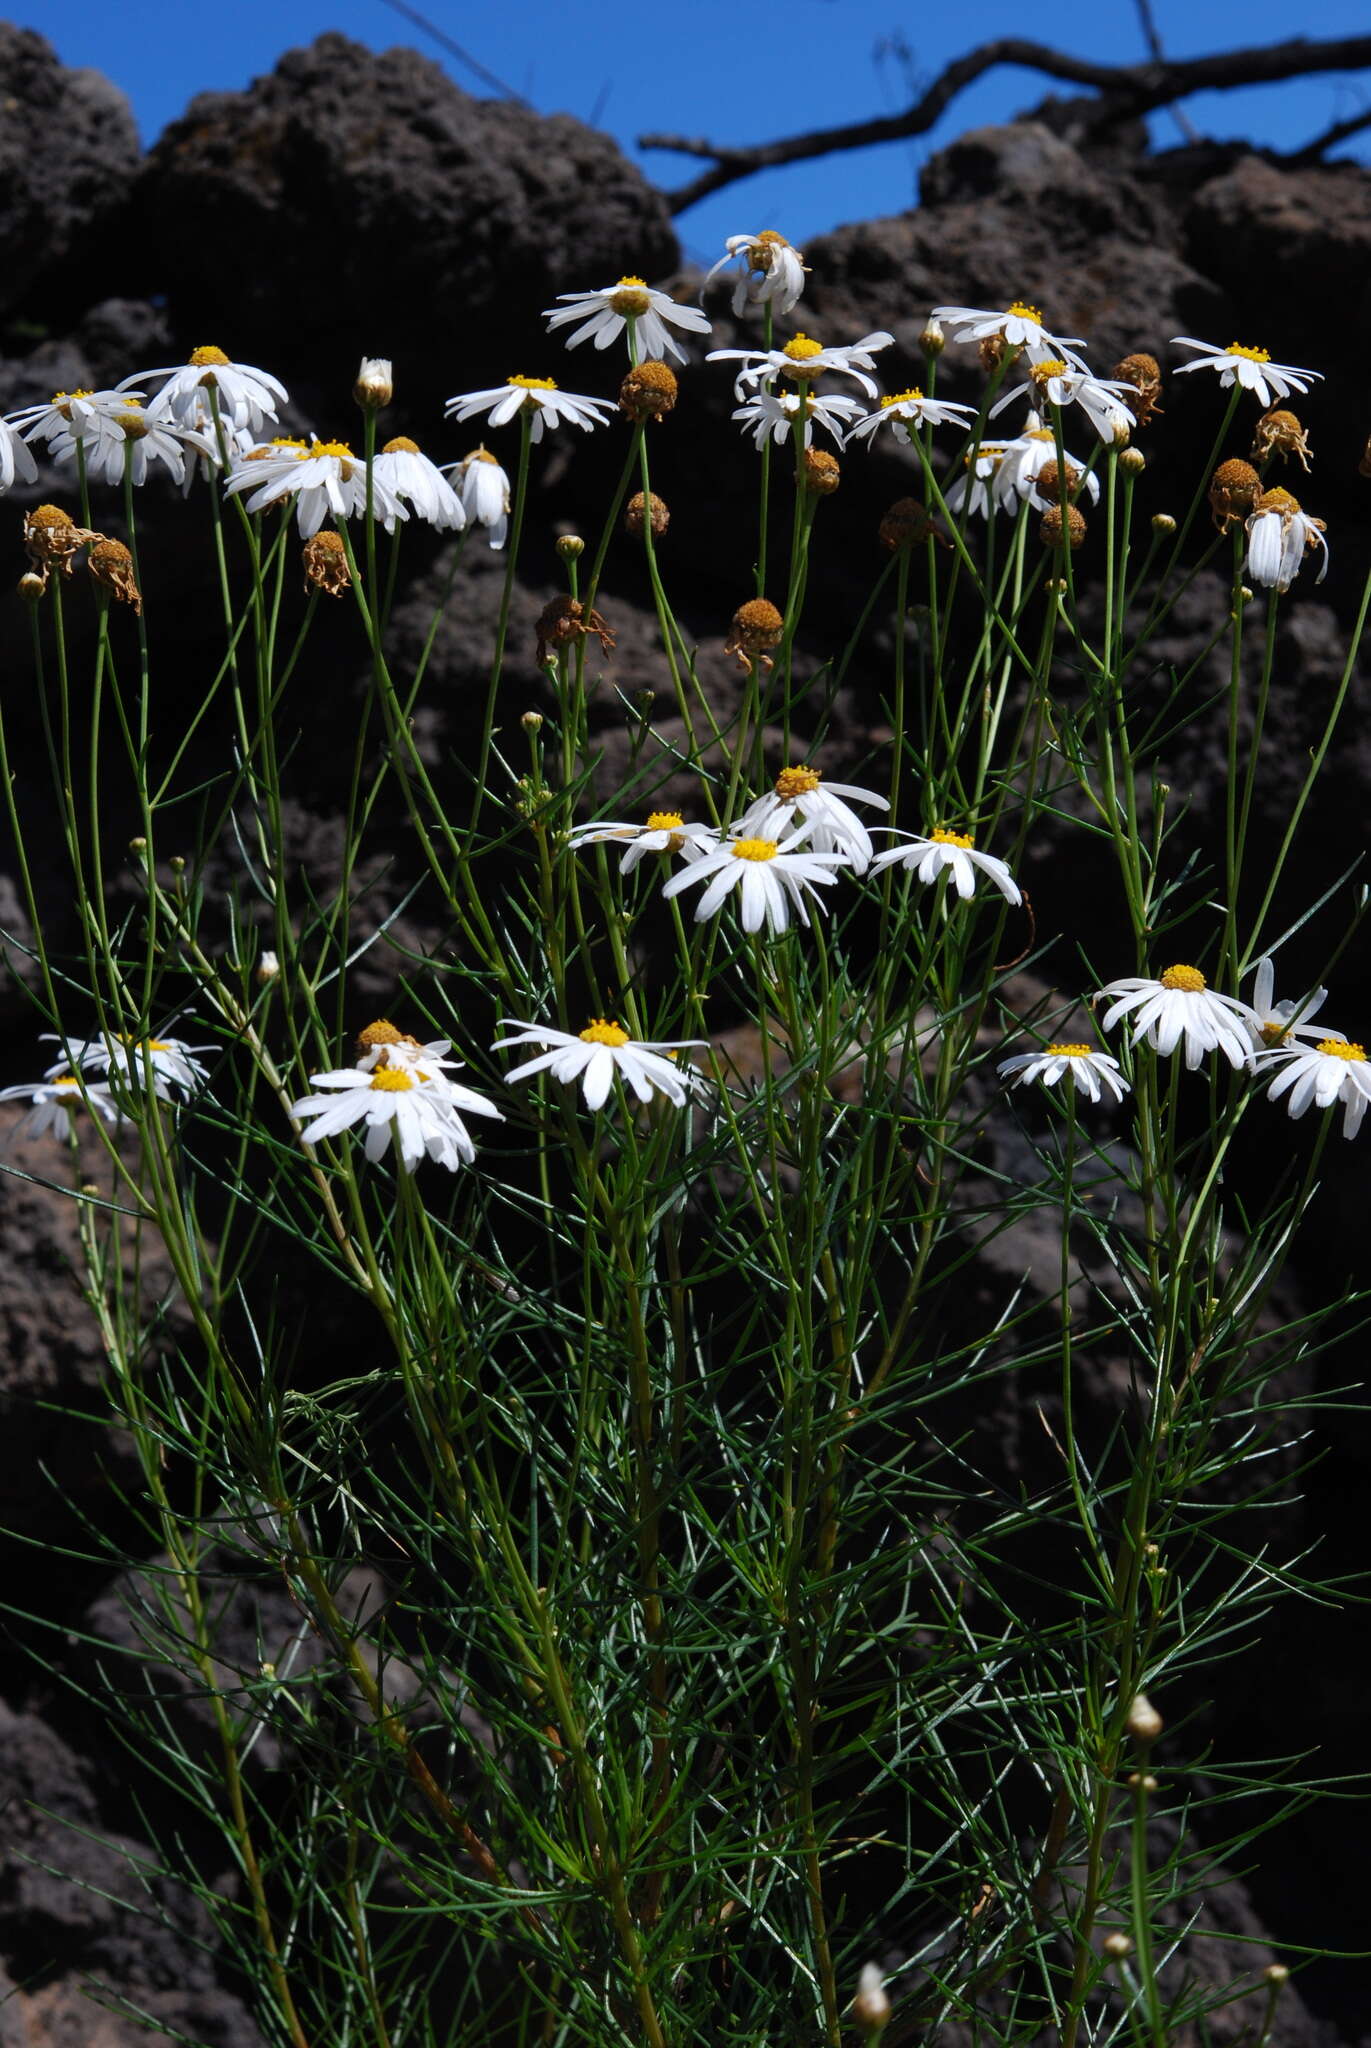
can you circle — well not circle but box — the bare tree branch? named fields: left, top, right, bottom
left=1289, top=99, right=1371, bottom=165
left=640, top=33, right=1371, bottom=213
left=1132, top=0, right=1202, bottom=142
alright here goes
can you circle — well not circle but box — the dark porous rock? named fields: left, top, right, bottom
left=1185, top=154, right=1371, bottom=352
left=138, top=33, right=681, bottom=411
left=0, top=27, right=143, bottom=333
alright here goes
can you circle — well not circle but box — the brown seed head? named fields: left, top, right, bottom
left=1034, top=458, right=1082, bottom=505
left=1113, top=352, right=1163, bottom=426
left=1208, top=458, right=1261, bottom=531
left=724, top=596, right=784, bottom=673
left=1040, top=503, right=1087, bottom=550
left=88, top=537, right=142, bottom=613
left=302, top=528, right=351, bottom=598
left=535, top=595, right=615, bottom=667
left=1254, top=484, right=1301, bottom=519
left=979, top=332, right=1007, bottom=374
left=24, top=503, right=101, bottom=575
left=802, top=447, right=841, bottom=495
left=878, top=497, right=936, bottom=552
left=1251, top=407, right=1312, bottom=471
left=619, top=358, right=678, bottom=422
left=625, top=490, right=669, bottom=537
left=357, top=1020, right=405, bottom=1049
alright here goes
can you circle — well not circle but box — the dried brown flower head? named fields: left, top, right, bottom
left=302, top=529, right=351, bottom=598
left=801, top=448, right=841, bottom=496
left=619, top=359, right=678, bottom=423
left=1113, top=352, right=1163, bottom=427
left=88, top=537, right=142, bottom=613
left=878, top=498, right=937, bottom=552
left=723, top=596, right=785, bottom=674
left=1251, top=407, right=1312, bottom=472
left=1209, top=458, right=1261, bottom=531
left=625, top=490, right=669, bottom=537
left=535, top=595, right=615, bottom=668
left=23, top=503, right=102, bottom=576
left=1040, top=504, right=1087, bottom=550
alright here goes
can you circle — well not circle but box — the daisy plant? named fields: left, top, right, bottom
left=2, top=221, right=1367, bottom=2048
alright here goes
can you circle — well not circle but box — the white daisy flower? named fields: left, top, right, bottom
left=0, top=1073, right=121, bottom=1139
left=493, top=1017, right=706, bottom=1111
left=444, top=446, right=510, bottom=548
left=543, top=276, right=711, bottom=365
left=123, top=346, right=288, bottom=437
left=1254, top=1034, right=1371, bottom=1139
left=1247, top=956, right=1337, bottom=1051
left=998, top=421, right=1100, bottom=513
left=371, top=437, right=466, bottom=531
left=735, top=765, right=888, bottom=876
left=708, top=330, right=895, bottom=402
left=1171, top=338, right=1322, bottom=409
left=291, top=1060, right=501, bottom=1173
left=1244, top=487, right=1328, bottom=592
left=1096, top=964, right=1258, bottom=1071
left=568, top=811, right=720, bottom=874
left=170, top=391, right=257, bottom=493
left=444, top=377, right=615, bottom=445
left=944, top=441, right=1018, bottom=520
left=223, top=437, right=407, bottom=537
left=12, top=387, right=131, bottom=448
left=0, top=418, right=38, bottom=494
left=661, top=828, right=848, bottom=934
left=844, top=387, right=978, bottom=444
left=998, top=1041, right=1130, bottom=1104
left=730, top=388, right=862, bottom=450
left=868, top=826, right=1021, bottom=905
left=47, top=396, right=215, bottom=489
left=991, top=362, right=1135, bottom=444
left=43, top=1030, right=213, bottom=1100
left=932, top=300, right=1086, bottom=362
left=704, top=230, right=808, bottom=318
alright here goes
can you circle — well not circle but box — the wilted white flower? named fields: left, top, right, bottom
left=224, top=437, right=407, bottom=537
left=568, top=811, right=719, bottom=873
left=992, top=362, right=1135, bottom=443
left=0, top=1073, right=120, bottom=1139
left=543, top=276, right=711, bottom=365
left=1171, top=338, right=1322, bottom=409
left=12, top=387, right=131, bottom=449
left=998, top=1041, right=1129, bottom=1103
left=662, top=828, right=848, bottom=934
left=444, top=446, right=510, bottom=547
left=845, top=387, right=977, bottom=444
left=704, top=230, right=808, bottom=317
left=1254, top=1034, right=1371, bottom=1139
left=371, top=437, right=465, bottom=531
left=998, top=421, right=1100, bottom=513
left=730, top=387, right=862, bottom=450
left=932, top=300, right=1085, bottom=362
left=125, top=347, right=288, bottom=437
left=0, top=419, right=38, bottom=494
left=945, top=441, right=1018, bottom=519
left=869, top=826, right=1021, bottom=905
left=735, top=765, right=888, bottom=875
left=1096, top=965, right=1257, bottom=1070
left=48, top=395, right=216, bottom=489
left=1247, top=956, right=1337, bottom=1050
left=444, top=377, right=615, bottom=444
left=43, top=1030, right=213, bottom=1100
left=291, top=1057, right=501, bottom=1173
left=1244, top=487, right=1328, bottom=591
left=708, top=330, right=895, bottom=401
left=493, top=1017, right=706, bottom=1110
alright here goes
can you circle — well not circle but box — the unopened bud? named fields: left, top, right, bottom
left=919, top=315, right=945, bottom=359
left=129, top=836, right=147, bottom=854
left=80, top=1182, right=101, bottom=1198
left=1127, top=1693, right=1162, bottom=1741
left=354, top=357, right=393, bottom=410
left=256, top=950, right=280, bottom=984
left=18, top=570, right=46, bottom=603
left=1118, top=446, right=1146, bottom=475
left=626, top=489, right=669, bottom=537
left=520, top=711, right=544, bottom=732
left=556, top=534, right=585, bottom=561
left=1152, top=513, right=1176, bottom=535
left=1127, top=1771, right=1159, bottom=1791
left=170, top=855, right=186, bottom=872
left=1264, top=1964, right=1290, bottom=1987
left=852, top=1963, right=891, bottom=2033
left=1102, top=1933, right=1133, bottom=1959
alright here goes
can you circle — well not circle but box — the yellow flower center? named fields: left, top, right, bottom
left=964, top=445, right=1007, bottom=470
left=1259, top=1020, right=1289, bottom=1046
left=468, top=446, right=500, bottom=464
left=1161, top=964, right=1206, bottom=992
left=368, top=1068, right=415, bottom=1092
left=579, top=1019, right=630, bottom=1047
left=1031, top=358, right=1069, bottom=382
left=52, top=1074, right=80, bottom=1088
left=508, top=375, right=558, bottom=392
left=358, top=1019, right=403, bottom=1046
left=732, top=838, right=780, bottom=862
left=1316, top=1038, right=1366, bottom=1062
left=1007, top=302, right=1044, bottom=323
left=931, top=826, right=975, bottom=849
left=189, top=345, right=231, bottom=367
left=268, top=436, right=308, bottom=450
left=1046, top=1043, right=1093, bottom=1057
left=1226, top=343, right=1271, bottom=364
left=610, top=278, right=652, bottom=315
left=304, top=440, right=356, bottom=463
left=645, top=810, right=685, bottom=831
left=755, top=230, right=787, bottom=247
left=52, top=389, right=94, bottom=416
left=774, top=765, right=821, bottom=799
left=382, top=436, right=420, bottom=454
left=783, top=333, right=824, bottom=362
left=115, top=401, right=149, bottom=438
left=881, top=388, right=925, bottom=409
left=30, top=504, right=75, bottom=529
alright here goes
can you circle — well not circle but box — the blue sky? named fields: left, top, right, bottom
left=37, top=0, right=1371, bottom=265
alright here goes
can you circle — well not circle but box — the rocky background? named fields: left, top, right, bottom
left=1, top=20, right=1368, bottom=2045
